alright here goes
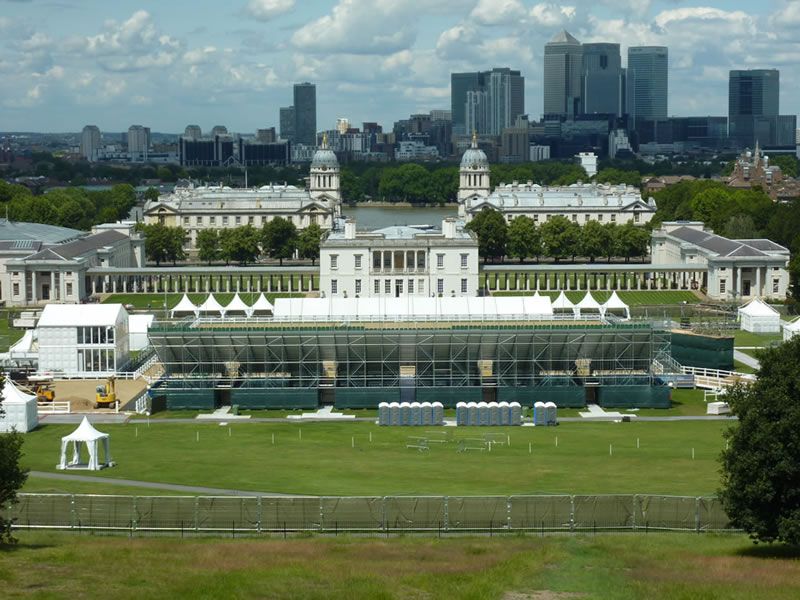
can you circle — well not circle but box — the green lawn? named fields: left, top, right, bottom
left=0, top=309, right=26, bottom=352
left=102, top=292, right=304, bottom=309
left=493, top=290, right=699, bottom=305
left=19, top=420, right=728, bottom=497
left=733, top=330, right=783, bottom=347
left=734, top=360, right=758, bottom=375
left=2, top=532, right=799, bottom=600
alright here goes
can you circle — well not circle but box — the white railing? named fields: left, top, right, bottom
left=133, top=388, right=150, bottom=414
left=133, top=352, right=159, bottom=379
left=38, top=401, right=71, bottom=414
left=681, top=366, right=755, bottom=390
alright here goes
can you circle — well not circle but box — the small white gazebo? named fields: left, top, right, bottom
left=170, top=294, right=199, bottom=318
left=576, top=292, right=604, bottom=319
left=738, top=298, right=780, bottom=333
left=223, top=293, right=250, bottom=318
left=197, top=294, right=226, bottom=317
left=601, top=291, right=630, bottom=320
left=249, top=293, right=274, bottom=317
left=58, top=417, right=113, bottom=471
left=552, top=291, right=576, bottom=318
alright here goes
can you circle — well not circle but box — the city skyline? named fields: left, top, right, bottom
left=1, top=0, right=799, bottom=132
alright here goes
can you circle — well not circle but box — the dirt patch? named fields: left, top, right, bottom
left=44, top=379, right=147, bottom=410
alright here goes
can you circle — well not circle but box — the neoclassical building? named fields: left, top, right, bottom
left=144, top=138, right=342, bottom=255
left=457, top=137, right=656, bottom=226
left=320, top=217, right=479, bottom=299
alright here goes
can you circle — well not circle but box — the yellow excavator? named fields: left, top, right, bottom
left=35, top=384, right=56, bottom=403
left=95, top=376, right=117, bottom=408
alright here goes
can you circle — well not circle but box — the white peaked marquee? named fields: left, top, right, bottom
left=601, top=291, right=630, bottom=320
left=58, top=416, right=113, bottom=471
left=576, top=292, right=604, bottom=318
left=197, top=294, right=226, bottom=317
left=170, top=294, right=199, bottom=318
left=224, top=293, right=250, bottom=317
left=249, top=293, right=274, bottom=316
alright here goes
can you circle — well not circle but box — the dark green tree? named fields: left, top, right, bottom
left=465, top=208, right=507, bottom=262
left=719, top=337, right=800, bottom=545
left=723, top=214, right=760, bottom=240
left=297, top=223, right=323, bottom=265
left=219, top=225, right=261, bottom=265
left=615, top=222, right=650, bottom=262
left=262, top=217, right=297, bottom=265
left=580, top=219, right=612, bottom=262
left=540, top=215, right=579, bottom=262
left=769, top=154, right=799, bottom=178
left=144, top=187, right=160, bottom=202
left=507, top=216, right=539, bottom=263
left=340, top=168, right=365, bottom=204
left=142, top=223, right=185, bottom=266
left=0, top=377, right=29, bottom=544
left=196, top=229, right=219, bottom=265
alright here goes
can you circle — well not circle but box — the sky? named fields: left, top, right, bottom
left=1, top=0, right=799, bottom=134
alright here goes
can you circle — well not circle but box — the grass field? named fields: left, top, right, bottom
left=733, top=330, right=783, bottom=346
left=493, top=290, right=699, bottom=305
left=2, top=532, right=799, bottom=599
left=18, top=420, right=728, bottom=497
left=102, top=292, right=304, bottom=309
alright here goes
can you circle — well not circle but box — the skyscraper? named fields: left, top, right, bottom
left=293, top=82, right=317, bottom=146
left=451, top=68, right=524, bottom=136
left=728, top=69, right=780, bottom=147
left=451, top=72, right=483, bottom=136
left=543, top=30, right=583, bottom=118
left=127, top=125, right=150, bottom=156
left=280, top=106, right=295, bottom=142
left=627, top=46, right=668, bottom=119
left=581, top=43, right=624, bottom=116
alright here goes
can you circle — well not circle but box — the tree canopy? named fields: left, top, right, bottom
left=0, top=377, right=29, bottom=544
left=465, top=208, right=508, bottom=262
left=262, top=217, right=298, bottom=265
left=297, top=223, right=323, bottom=265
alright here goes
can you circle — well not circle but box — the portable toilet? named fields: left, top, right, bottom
left=400, top=403, right=412, bottom=426
left=498, top=402, right=510, bottom=425
left=456, top=402, right=468, bottom=426
left=478, top=402, right=489, bottom=426
left=467, top=402, right=479, bottom=426
left=390, top=402, right=401, bottom=426
left=378, top=402, right=389, bottom=426
left=534, top=401, right=546, bottom=426
left=510, top=402, right=522, bottom=426
left=433, top=402, right=444, bottom=425
left=545, top=401, right=557, bottom=426
left=489, top=403, right=500, bottom=426
left=410, top=402, right=422, bottom=426
left=421, top=402, right=433, bottom=426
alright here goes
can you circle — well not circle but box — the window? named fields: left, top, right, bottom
left=66, top=282, right=73, bottom=296
left=419, top=279, right=425, bottom=295
left=572, top=214, right=577, bottom=222
left=545, top=215, right=550, bottom=221
left=354, top=254, right=362, bottom=269
left=461, top=278, right=468, bottom=293
left=585, top=214, right=590, bottom=222
left=330, top=254, right=338, bottom=269
left=719, top=279, right=727, bottom=294
left=383, top=253, right=391, bottom=269
left=374, top=280, right=380, bottom=294
left=634, top=212, right=640, bottom=223
left=385, top=280, right=391, bottom=294
left=355, top=280, right=361, bottom=295
left=408, top=279, right=414, bottom=294
left=461, top=254, right=468, bottom=268
left=12, top=283, right=19, bottom=296
left=236, top=216, right=241, bottom=225
left=222, top=216, right=229, bottom=226
left=331, top=280, right=338, bottom=295
left=417, top=252, right=425, bottom=269
left=249, top=216, right=254, bottom=225
left=373, top=252, right=381, bottom=269
left=533, top=215, right=539, bottom=223
left=610, top=214, right=615, bottom=223
left=773, top=279, right=780, bottom=294
left=65, top=271, right=72, bottom=277
left=183, top=216, right=190, bottom=225
left=598, top=214, right=604, bottom=222
left=437, top=279, right=444, bottom=294
left=437, top=254, right=444, bottom=269
left=210, top=216, right=216, bottom=225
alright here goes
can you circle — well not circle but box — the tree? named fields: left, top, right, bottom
left=141, top=223, right=185, bottom=266
left=615, top=222, right=650, bottom=262
left=0, top=377, right=29, bottom=544
left=719, top=337, right=800, bottom=545
left=539, top=216, right=579, bottom=262
left=769, top=154, right=799, bottom=178
left=465, top=208, right=507, bottom=262
left=297, top=223, right=323, bottom=265
left=219, top=225, right=261, bottom=265
left=340, top=168, right=365, bottom=204
left=507, top=216, right=539, bottom=263
left=144, top=187, right=160, bottom=202
left=196, top=229, right=220, bottom=265
left=580, top=220, right=612, bottom=262
left=723, top=214, right=760, bottom=240
left=262, top=217, right=297, bottom=265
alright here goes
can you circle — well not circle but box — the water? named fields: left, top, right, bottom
left=344, top=205, right=458, bottom=230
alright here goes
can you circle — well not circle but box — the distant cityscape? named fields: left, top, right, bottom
left=2, top=30, right=799, bottom=171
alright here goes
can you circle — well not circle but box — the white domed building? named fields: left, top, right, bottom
left=144, top=138, right=342, bottom=255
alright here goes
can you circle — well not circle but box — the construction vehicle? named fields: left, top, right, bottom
left=95, top=376, right=117, bottom=408
left=34, top=384, right=55, bottom=403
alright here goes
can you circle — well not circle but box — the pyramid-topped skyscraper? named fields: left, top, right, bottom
left=544, top=30, right=583, bottom=118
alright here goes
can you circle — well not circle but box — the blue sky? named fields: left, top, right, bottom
left=1, top=0, right=798, bottom=134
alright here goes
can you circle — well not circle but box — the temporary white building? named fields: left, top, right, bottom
left=738, top=298, right=780, bottom=333
left=128, top=314, right=155, bottom=351
left=223, top=293, right=250, bottom=318
left=196, top=294, right=226, bottom=317
left=57, top=416, right=113, bottom=471
left=0, top=377, right=39, bottom=433
left=601, top=291, right=630, bottom=320
left=783, top=318, right=800, bottom=341
left=249, top=293, right=274, bottom=317
left=170, top=294, right=199, bottom=318
left=551, top=291, right=576, bottom=317
left=576, top=292, right=604, bottom=319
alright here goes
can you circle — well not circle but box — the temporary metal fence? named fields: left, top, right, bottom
left=8, top=493, right=735, bottom=535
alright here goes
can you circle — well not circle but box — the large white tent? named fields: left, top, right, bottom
left=224, top=293, right=250, bottom=317
left=738, top=298, right=780, bottom=333
left=170, top=294, right=199, bottom=318
left=783, top=318, right=800, bottom=341
left=601, top=291, right=630, bottom=320
left=0, top=377, right=39, bottom=433
left=57, top=416, right=113, bottom=471
left=197, top=294, right=226, bottom=317
left=249, top=293, right=274, bottom=316
left=576, top=292, right=604, bottom=319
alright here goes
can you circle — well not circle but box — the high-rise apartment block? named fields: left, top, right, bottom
left=451, top=68, right=524, bottom=136
left=127, top=125, right=150, bottom=157
left=80, top=125, right=101, bottom=161
left=184, top=125, right=202, bottom=140
left=293, top=82, right=317, bottom=146
left=543, top=30, right=583, bottom=118
left=627, top=46, right=668, bottom=120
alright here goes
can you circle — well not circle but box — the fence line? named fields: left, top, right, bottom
left=8, top=493, right=736, bottom=535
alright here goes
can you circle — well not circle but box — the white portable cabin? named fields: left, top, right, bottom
left=467, top=402, right=479, bottom=426
left=510, top=402, right=522, bottom=425
left=489, top=403, right=500, bottom=426
left=432, top=402, right=444, bottom=425
left=378, top=402, right=390, bottom=425
left=456, top=402, right=468, bottom=425
left=545, top=402, right=558, bottom=426
left=534, top=401, right=547, bottom=426
left=421, top=402, right=433, bottom=426
left=410, top=402, right=422, bottom=426
left=37, top=304, right=130, bottom=377
left=498, top=401, right=510, bottom=425
left=478, top=402, right=489, bottom=426
left=783, top=318, right=800, bottom=341
left=738, top=298, right=780, bottom=333
left=0, top=378, right=39, bottom=433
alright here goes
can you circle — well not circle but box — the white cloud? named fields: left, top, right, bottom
left=21, top=32, right=52, bottom=51
left=470, top=0, right=526, bottom=26
left=183, top=46, right=217, bottom=65
left=242, top=0, right=295, bottom=22
left=529, top=3, right=577, bottom=27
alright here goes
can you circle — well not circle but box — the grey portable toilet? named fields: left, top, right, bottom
left=401, top=403, right=411, bottom=426
left=433, top=402, right=444, bottom=425
left=478, top=402, right=489, bottom=426
left=468, top=402, right=479, bottom=426
left=489, top=403, right=500, bottom=426
left=534, top=401, right=546, bottom=426
left=410, top=402, right=422, bottom=426
left=510, top=402, right=522, bottom=426
left=545, top=401, right=557, bottom=426
left=421, top=402, right=433, bottom=426
left=390, top=402, right=401, bottom=426
left=498, top=402, right=510, bottom=425
left=456, top=402, right=468, bottom=426
left=378, top=402, right=389, bottom=426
